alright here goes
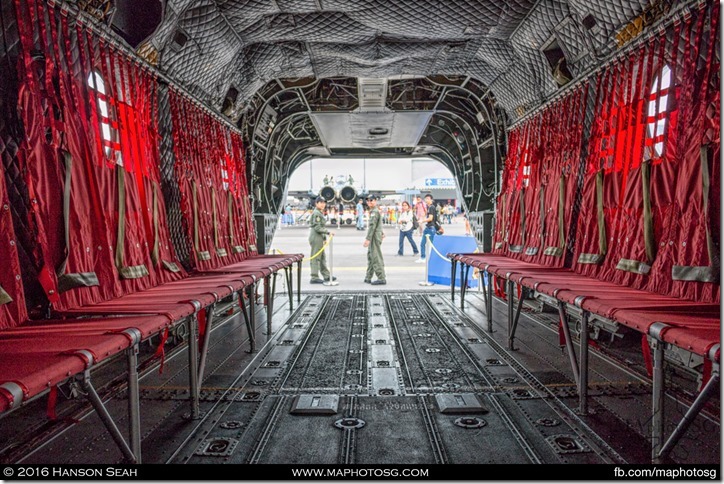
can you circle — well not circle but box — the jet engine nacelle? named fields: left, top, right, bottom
left=339, top=185, right=357, bottom=203
left=319, top=186, right=336, bottom=202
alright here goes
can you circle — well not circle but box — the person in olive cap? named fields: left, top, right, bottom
left=308, top=196, right=336, bottom=284
left=363, top=195, right=386, bottom=285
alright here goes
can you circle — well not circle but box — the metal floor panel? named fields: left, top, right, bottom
left=353, top=396, right=437, bottom=465
left=248, top=400, right=342, bottom=465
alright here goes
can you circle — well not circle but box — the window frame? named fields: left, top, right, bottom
left=87, top=70, right=123, bottom=165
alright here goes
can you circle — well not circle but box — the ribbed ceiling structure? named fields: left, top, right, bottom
left=142, top=0, right=657, bottom=120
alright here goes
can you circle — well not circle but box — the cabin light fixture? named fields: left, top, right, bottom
left=368, top=127, right=388, bottom=135
left=170, top=30, right=188, bottom=51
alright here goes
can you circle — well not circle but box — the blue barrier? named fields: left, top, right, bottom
left=426, top=234, right=479, bottom=287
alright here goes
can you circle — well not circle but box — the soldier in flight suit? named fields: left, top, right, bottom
left=363, top=195, right=386, bottom=285
left=308, top=197, right=336, bottom=284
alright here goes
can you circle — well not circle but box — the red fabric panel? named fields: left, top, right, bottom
left=230, top=133, right=257, bottom=255
left=491, top=129, right=519, bottom=252
left=168, top=89, right=256, bottom=269
left=657, top=5, right=720, bottom=303
left=578, top=38, right=665, bottom=287
left=13, top=1, right=188, bottom=314
left=14, top=2, right=119, bottom=312
left=84, top=39, right=185, bottom=296
left=572, top=4, right=720, bottom=304
left=101, top=42, right=152, bottom=293
left=13, top=0, right=284, bottom=326
left=492, top=86, right=588, bottom=267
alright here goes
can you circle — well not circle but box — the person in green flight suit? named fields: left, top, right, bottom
left=309, top=196, right=336, bottom=284
left=363, top=195, right=386, bottom=285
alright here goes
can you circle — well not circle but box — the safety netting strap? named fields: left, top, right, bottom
left=615, top=159, right=655, bottom=275
left=672, top=145, right=719, bottom=283
left=577, top=170, right=607, bottom=265
left=56, top=151, right=99, bottom=292
left=192, top=181, right=211, bottom=261
left=212, top=188, right=227, bottom=258
left=58, top=273, right=100, bottom=293
left=115, top=165, right=149, bottom=279
left=162, top=260, right=181, bottom=273
left=532, top=183, right=544, bottom=255
left=544, top=175, right=566, bottom=257
left=519, top=188, right=526, bottom=248
left=494, top=193, right=506, bottom=250
left=152, top=184, right=160, bottom=265
left=0, top=285, right=13, bottom=306
left=229, top=192, right=245, bottom=254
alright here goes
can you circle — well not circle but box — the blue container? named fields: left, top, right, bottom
left=426, top=234, right=479, bottom=288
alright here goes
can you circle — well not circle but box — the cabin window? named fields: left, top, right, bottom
left=522, top=165, right=531, bottom=188
left=646, top=64, right=671, bottom=159
left=221, top=159, right=230, bottom=191
left=87, top=71, right=123, bottom=165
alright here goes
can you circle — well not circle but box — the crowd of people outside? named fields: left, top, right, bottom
left=282, top=197, right=460, bottom=228
left=306, top=193, right=467, bottom=285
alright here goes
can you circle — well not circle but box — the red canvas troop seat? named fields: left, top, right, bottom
left=58, top=272, right=258, bottom=319
left=453, top=253, right=720, bottom=359
left=0, top=314, right=170, bottom=413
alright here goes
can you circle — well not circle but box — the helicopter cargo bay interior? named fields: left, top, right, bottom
left=0, top=0, right=719, bottom=474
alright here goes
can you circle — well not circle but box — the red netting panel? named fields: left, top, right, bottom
left=492, top=86, right=588, bottom=268
left=168, top=89, right=256, bottom=270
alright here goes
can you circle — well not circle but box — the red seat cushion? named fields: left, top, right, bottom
left=451, top=253, right=720, bottom=359
left=0, top=314, right=170, bottom=412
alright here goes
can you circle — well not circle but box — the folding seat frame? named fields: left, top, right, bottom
left=450, top=255, right=720, bottom=463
